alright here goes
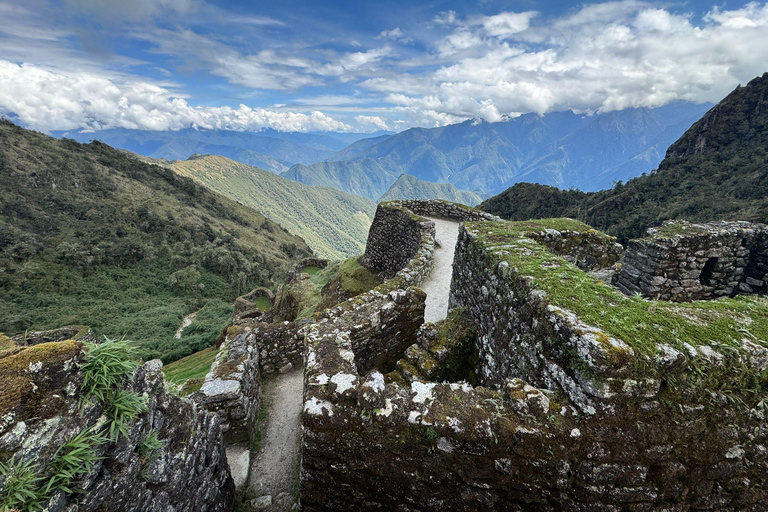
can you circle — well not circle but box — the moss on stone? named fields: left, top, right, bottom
left=467, top=220, right=768, bottom=365
left=0, top=340, right=84, bottom=418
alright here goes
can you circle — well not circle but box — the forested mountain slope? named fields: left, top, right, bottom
left=167, top=154, right=376, bottom=259
left=480, top=73, right=768, bottom=243
left=0, top=121, right=311, bottom=362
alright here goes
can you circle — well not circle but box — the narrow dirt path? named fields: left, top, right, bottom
left=247, top=369, right=304, bottom=510
left=174, top=311, right=197, bottom=339
left=421, top=217, right=461, bottom=324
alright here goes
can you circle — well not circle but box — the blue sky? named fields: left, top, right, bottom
left=1, top=0, right=767, bottom=133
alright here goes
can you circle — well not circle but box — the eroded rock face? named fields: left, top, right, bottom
left=617, top=220, right=768, bottom=301
left=0, top=340, right=235, bottom=512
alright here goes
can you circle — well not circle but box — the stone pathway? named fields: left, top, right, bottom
left=421, top=217, right=461, bottom=324
left=247, top=369, right=304, bottom=511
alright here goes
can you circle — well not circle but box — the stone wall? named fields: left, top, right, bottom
left=617, top=220, right=768, bottom=301
left=383, top=199, right=501, bottom=222
left=360, top=203, right=432, bottom=279
left=526, top=227, right=623, bottom=272
left=301, top=212, right=768, bottom=511
left=0, top=341, right=234, bottom=512
left=449, top=225, right=634, bottom=407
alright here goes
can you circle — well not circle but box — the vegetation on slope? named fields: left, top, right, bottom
left=0, top=121, right=311, bottom=363
left=167, top=154, right=376, bottom=259
left=379, top=174, right=482, bottom=205
left=480, top=73, right=768, bottom=243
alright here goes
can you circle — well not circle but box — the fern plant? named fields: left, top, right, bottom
left=0, top=457, right=43, bottom=512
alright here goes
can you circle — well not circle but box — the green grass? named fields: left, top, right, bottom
left=163, top=346, right=219, bottom=384
left=253, top=296, right=273, bottom=310
left=338, top=257, right=382, bottom=296
left=470, top=219, right=768, bottom=359
left=0, top=457, right=43, bottom=512
left=301, top=266, right=323, bottom=276
left=294, top=262, right=343, bottom=319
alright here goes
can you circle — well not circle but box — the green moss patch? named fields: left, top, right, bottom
left=0, top=340, right=83, bottom=418
left=338, top=257, right=382, bottom=296
left=468, top=219, right=768, bottom=359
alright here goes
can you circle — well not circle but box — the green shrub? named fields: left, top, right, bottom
left=103, top=390, right=148, bottom=442
left=80, top=338, right=139, bottom=404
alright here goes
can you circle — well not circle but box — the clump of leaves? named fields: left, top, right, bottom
left=80, top=338, right=139, bottom=404
left=137, top=430, right=166, bottom=481
left=103, top=389, right=148, bottom=442
left=0, top=457, right=43, bottom=512
left=137, top=430, right=165, bottom=460
left=40, top=427, right=107, bottom=497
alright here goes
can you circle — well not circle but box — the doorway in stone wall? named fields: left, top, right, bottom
left=699, top=257, right=718, bottom=286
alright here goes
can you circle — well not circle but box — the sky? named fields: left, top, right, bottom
left=0, top=0, right=767, bottom=133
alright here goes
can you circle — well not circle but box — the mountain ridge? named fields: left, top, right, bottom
left=283, top=102, right=712, bottom=199
left=480, top=73, right=768, bottom=242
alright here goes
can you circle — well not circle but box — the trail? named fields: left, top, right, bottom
left=174, top=311, right=197, bottom=339
left=421, top=217, right=461, bottom=324
left=247, top=369, right=304, bottom=510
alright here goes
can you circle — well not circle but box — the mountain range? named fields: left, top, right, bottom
left=284, top=102, right=712, bottom=200
left=480, top=73, right=768, bottom=243
left=379, top=174, right=482, bottom=205
left=56, top=127, right=390, bottom=174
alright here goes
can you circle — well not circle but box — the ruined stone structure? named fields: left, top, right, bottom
left=617, top=220, right=768, bottom=301
left=0, top=340, right=234, bottom=512
left=300, top=202, right=768, bottom=511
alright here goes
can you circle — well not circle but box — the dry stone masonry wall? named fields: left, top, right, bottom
left=617, top=220, right=768, bottom=301
left=301, top=204, right=768, bottom=511
left=0, top=340, right=234, bottom=512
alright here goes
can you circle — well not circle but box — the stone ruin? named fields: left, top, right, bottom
left=7, top=200, right=766, bottom=512
left=617, top=220, right=768, bottom=301
left=200, top=200, right=768, bottom=511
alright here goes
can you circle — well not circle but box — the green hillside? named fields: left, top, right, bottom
left=379, top=174, right=482, bottom=205
left=167, top=154, right=376, bottom=259
left=0, top=121, right=311, bottom=363
left=481, top=73, right=768, bottom=242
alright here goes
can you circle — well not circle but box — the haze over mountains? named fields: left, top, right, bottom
left=285, top=102, right=712, bottom=200
left=57, top=128, right=391, bottom=175
left=53, top=102, right=712, bottom=205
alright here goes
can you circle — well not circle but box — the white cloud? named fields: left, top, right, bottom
left=477, top=12, right=538, bottom=38
left=364, top=2, right=768, bottom=122
left=354, top=115, right=389, bottom=131
left=378, top=27, right=409, bottom=42
left=0, top=61, right=351, bottom=132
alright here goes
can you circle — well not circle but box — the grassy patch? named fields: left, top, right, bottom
left=292, top=262, right=342, bottom=319
left=469, top=219, right=768, bottom=358
left=301, top=266, right=323, bottom=276
left=253, top=296, right=273, bottom=310
left=163, top=346, right=219, bottom=385
left=339, top=257, right=382, bottom=296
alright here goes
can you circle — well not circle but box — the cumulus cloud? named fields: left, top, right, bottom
left=354, top=115, right=389, bottom=131
left=0, top=60, right=351, bottom=132
left=377, top=27, right=409, bottom=42
left=368, top=1, right=768, bottom=121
